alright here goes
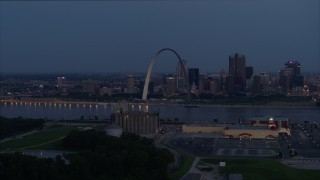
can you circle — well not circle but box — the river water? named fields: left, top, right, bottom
left=0, top=103, right=319, bottom=123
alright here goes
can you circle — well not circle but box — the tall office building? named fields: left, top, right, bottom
left=252, top=73, right=268, bottom=95
left=279, top=68, right=294, bottom=94
left=176, top=60, right=188, bottom=89
left=199, top=78, right=215, bottom=94
left=210, top=80, right=219, bottom=95
left=199, top=77, right=220, bottom=95
left=279, top=60, right=304, bottom=94
left=245, top=66, right=253, bottom=79
left=127, top=75, right=135, bottom=93
left=228, top=53, right=246, bottom=94
left=285, top=60, right=300, bottom=75
left=165, top=76, right=176, bottom=96
left=285, top=61, right=304, bottom=87
left=188, top=68, right=200, bottom=89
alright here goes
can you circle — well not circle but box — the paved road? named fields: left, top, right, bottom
left=155, top=132, right=181, bottom=171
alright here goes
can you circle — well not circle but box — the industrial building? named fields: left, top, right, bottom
left=224, top=125, right=279, bottom=140
left=110, top=102, right=159, bottom=135
left=111, top=111, right=159, bottom=135
left=181, top=116, right=291, bottom=139
left=181, top=124, right=225, bottom=133
left=250, top=116, right=289, bottom=129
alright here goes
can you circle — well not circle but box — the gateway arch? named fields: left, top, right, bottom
left=142, top=48, right=191, bottom=101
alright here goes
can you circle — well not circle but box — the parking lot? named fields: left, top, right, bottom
left=171, top=132, right=279, bottom=157
left=286, top=122, right=320, bottom=158
left=163, top=122, right=320, bottom=159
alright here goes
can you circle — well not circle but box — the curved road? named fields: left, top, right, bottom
left=155, top=132, right=181, bottom=171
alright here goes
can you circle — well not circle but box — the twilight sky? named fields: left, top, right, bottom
left=0, top=0, right=319, bottom=74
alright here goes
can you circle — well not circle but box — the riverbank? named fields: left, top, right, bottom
left=1, top=99, right=318, bottom=109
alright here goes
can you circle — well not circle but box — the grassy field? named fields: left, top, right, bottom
left=0, top=125, right=77, bottom=151
left=202, top=158, right=320, bottom=180
left=168, top=154, right=194, bottom=180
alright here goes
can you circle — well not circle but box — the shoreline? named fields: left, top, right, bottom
left=0, top=99, right=318, bottom=109
left=151, top=103, right=319, bottom=109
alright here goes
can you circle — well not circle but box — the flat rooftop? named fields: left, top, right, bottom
left=250, top=116, right=288, bottom=121
left=184, top=124, right=227, bottom=127
left=225, top=125, right=271, bottom=130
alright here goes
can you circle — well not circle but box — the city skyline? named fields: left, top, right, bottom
left=1, top=1, right=319, bottom=73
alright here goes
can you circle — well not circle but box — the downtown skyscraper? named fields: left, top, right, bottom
left=227, top=53, right=246, bottom=95
left=279, top=60, right=304, bottom=94
left=175, top=59, right=188, bottom=89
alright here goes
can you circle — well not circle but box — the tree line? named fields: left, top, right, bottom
left=0, top=130, right=174, bottom=180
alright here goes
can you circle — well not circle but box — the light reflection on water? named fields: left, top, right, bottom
left=0, top=103, right=319, bottom=123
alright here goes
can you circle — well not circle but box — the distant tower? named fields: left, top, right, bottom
left=127, top=75, right=135, bottom=93
left=176, top=59, right=188, bottom=89
left=188, top=68, right=200, bottom=89
left=228, top=53, right=246, bottom=94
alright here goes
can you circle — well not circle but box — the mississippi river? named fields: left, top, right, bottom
left=1, top=102, right=319, bottom=123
